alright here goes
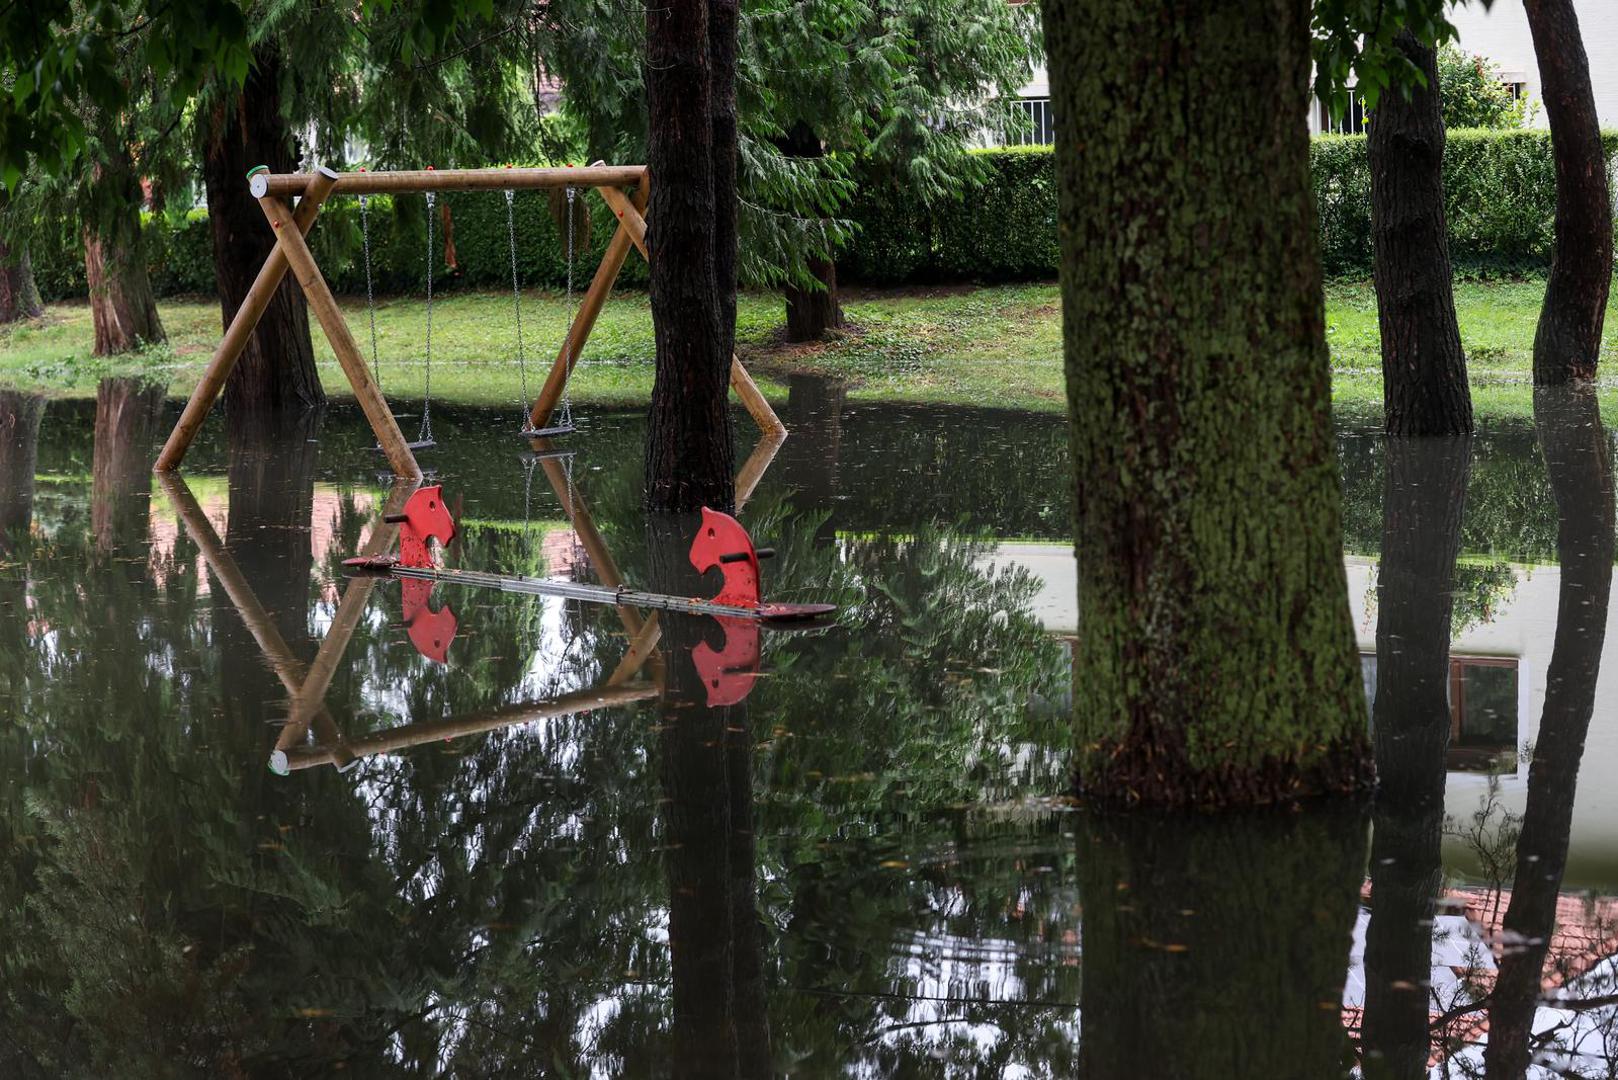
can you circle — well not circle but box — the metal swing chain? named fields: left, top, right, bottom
left=360, top=195, right=382, bottom=393
left=558, top=185, right=576, bottom=430
left=420, top=191, right=436, bottom=445
left=506, top=189, right=529, bottom=425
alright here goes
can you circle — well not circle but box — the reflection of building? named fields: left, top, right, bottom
left=988, top=545, right=1618, bottom=887
left=1341, top=886, right=1618, bottom=1074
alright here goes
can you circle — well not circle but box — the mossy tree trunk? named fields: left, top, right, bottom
left=1077, top=807, right=1367, bottom=1076
left=1369, top=32, right=1472, bottom=436
left=643, top=0, right=737, bottom=512
left=1361, top=436, right=1470, bottom=1079
left=82, top=151, right=164, bottom=357
left=1484, top=385, right=1614, bottom=1077
left=1041, top=0, right=1371, bottom=805
left=201, top=46, right=325, bottom=417
left=0, top=237, right=42, bottom=324
left=779, top=124, right=845, bottom=343
left=1524, top=0, right=1612, bottom=383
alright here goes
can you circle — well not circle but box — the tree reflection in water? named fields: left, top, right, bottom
left=3, top=397, right=1618, bottom=1076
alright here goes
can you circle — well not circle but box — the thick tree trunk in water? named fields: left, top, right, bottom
left=82, top=152, right=164, bottom=357
left=644, top=0, right=737, bottom=511
left=91, top=377, right=165, bottom=554
left=0, top=391, right=44, bottom=546
left=202, top=47, right=324, bottom=416
left=1369, top=33, right=1472, bottom=436
left=1043, top=0, right=1371, bottom=805
left=1524, top=0, right=1612, bottom=383
left=0, top=240, right=42, bottom=324
left=1360, top=437, right=1470, bottom=1079
left=1077, top=808, right=1366, bottom=1076
left=1484, top=385, right=1613, bottom=1079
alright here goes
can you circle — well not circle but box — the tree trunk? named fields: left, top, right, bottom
left=1369, top=33, right=1472, bottom=436
left=785, top=258, right=845, bottom=342
left=0, top=239, right=42, bottom=324
left=0, top=390, right=45, bottom=548
left=201, top=46, right=325, bottom=416
left=1360, top=436, right=1470, bottom=1079
left=1043, top=0, right=1372, bottom=805
left=91, top=377, right=166, bottom=555
left=779, top=125, right=845, bottom=342
left=643, top=0, right=737, bottom=512
left=1077, top=807, right=1367, bottom=1077
left=1484, top=385, right=1614, bottom=1079
left=1524, top=0, right=1613, bottom=384
left=82, top=151, right=164, bottom=357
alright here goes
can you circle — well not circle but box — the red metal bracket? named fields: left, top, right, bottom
left=395, top=485, right=456, bottom=568
left=688, top=507, right=761, bottom=607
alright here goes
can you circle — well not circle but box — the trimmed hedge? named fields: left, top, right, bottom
left=846, top=131, right=1618, bottom=283
left=30, top=129, right=1618, bottom=299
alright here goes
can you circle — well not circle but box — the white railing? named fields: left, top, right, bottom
left=993, top=97, right=1055, bottom=147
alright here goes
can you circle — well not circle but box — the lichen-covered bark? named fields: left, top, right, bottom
left=1077, top=806, right=1367, bottom=1075
left=1524, top=0, right=1612, bottom=383
left=1361, top=436, right=1470, bottom=1078
left=1484, top=385, right=1613, bottom=1077
left=0, top=238, right=42, bottom=324
left=1041, top=0, right=1371, bottom=805
left=1369, top=33, right=1472, bottom=436
left=82, top=149, right=164, bottom=358
left=643, top=0, right=737, bottom=512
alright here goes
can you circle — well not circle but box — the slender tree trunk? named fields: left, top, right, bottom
left=201, top=46, right=325, bottom=416
left=82, top=151, right=164, bottom=357
left=0, top=239, right=42, bottom=324
left=91, top=377, right=165, bottom=554
left=0, top=391, right=45, bottom=548
left=1369, top=32, right=1472, bottom=436
left=1077, top=807, right=1367, bottom=1076
left=1361, top=436, right=1470, bottom=1079
left=644, top=0, right=737, bottom=512
left=710, top=0, right=739, bottom=368
left=1524, top=0, right=1612, bottom=383
left=1484, top=385, right=1614, bottom=1079
left=1043, top=0, right=1371, bottom=805
left=779, top=125, right=845, bottom=342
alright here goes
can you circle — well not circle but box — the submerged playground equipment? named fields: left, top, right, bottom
left=153, top=163, right=785, bottom=479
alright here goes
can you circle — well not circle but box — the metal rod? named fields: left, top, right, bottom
left=380, top=563, right=768, bottom=619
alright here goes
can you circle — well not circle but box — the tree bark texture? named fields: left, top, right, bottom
left=82, top=150, right=164, bottom=357
left=1369, top=33, right=1472, bottom=436
left=202, top=46, right=325, bottom=416
left=1484, top=385, right=1614, bottom=1079
left=644, top=0, right=737, bottom=512
left=0, top=238, right=42, bottom=324
left=1077, top=806, right=1367, bottom=1077
left=1042, top=0, right=1371, bottom=805
left=91, top=377, right=165, bottom=555
left=779, top=125, right=845, bottom=342
left=1361, top=436, right=1471, bottom=1079
left=0, top=390, right=44, bottom=548
left=1524, top=0, right=1613, bottom=383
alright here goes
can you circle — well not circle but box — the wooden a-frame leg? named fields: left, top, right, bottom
left=258, top=195, right=422, bottom=480
left=529, top=174, right=651, bottom=432
left=156, top=167, right=339, bottom=473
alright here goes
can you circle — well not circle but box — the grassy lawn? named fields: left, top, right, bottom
left=1, top=278, right=1613, bottom=420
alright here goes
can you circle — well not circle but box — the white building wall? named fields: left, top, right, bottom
left=1446, top=0, right=1618, bottom=129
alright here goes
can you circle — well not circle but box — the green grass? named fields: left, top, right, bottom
left=2, top=279, right=1615, bottom=420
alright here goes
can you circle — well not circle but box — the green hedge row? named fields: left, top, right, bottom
left=32, top=130, right=1616, bottom=299
left=33, top=187, right=644, bottom=302
left=845, top=131, right=1618, bottom=283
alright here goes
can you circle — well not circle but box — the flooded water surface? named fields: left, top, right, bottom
left=1, top=381, right=1615, bottom=1078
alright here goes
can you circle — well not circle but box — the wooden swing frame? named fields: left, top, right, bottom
left=154, top=163, right=785, bottom=480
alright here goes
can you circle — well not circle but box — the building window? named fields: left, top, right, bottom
left=1000, top=97, right=1055, bottom=146
left=1319, top=89, right=1369, bottom=135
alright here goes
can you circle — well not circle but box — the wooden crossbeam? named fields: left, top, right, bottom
left=254, top=165, right=646, bottom=199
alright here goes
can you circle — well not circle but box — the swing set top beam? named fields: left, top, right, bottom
left=250, top=164, right=647, bottom=199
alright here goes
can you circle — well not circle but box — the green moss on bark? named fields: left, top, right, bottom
left=1042, top=0, right=1372, bottom=805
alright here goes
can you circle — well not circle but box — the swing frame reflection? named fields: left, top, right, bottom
left=158, top=431, right=785, bottom=775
